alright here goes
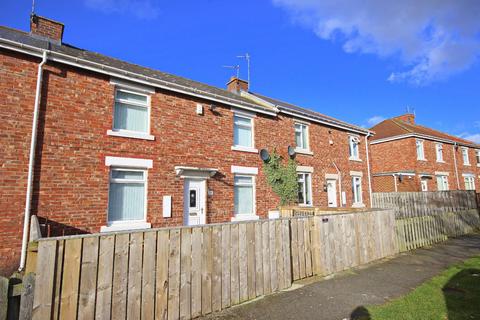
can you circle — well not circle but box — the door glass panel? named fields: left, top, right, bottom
left=189, top=189, right=197, bottom=208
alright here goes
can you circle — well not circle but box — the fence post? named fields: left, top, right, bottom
left=19, top=273, right=35, bottom=320
left=0, top=276, right=8, bottom=320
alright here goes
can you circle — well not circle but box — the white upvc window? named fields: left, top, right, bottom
left=352, top=176, right=363, bottom=205
left=464, top=175, right=475, bottom=190
left=349, top=136, right=360, bottom=160
left=421, top=179, right=428, bottom=192
left=233, top=113, right=254, bottom=150
left=234, top=175, right=255, bottom=216
left=476, top=150, right=480, bottom=166
left=297, top=172, right=312, bottom=206
left=109, top=88, right=153, bottom=140
left=436, top=175, right=449, bottom=191
left=295, top=123, right=310, bottom=151
left=435, top=143, right=444, bottom=162
left=462, top=147, right=470, bottom=165
left=108, top=168, right=147, bottom=224
left=416, top=139, right=425, bottom=160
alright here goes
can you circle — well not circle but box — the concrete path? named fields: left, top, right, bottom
left=201, top=234, right=480, bottom=320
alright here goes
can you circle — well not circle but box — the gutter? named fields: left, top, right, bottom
left=0, top=38, right=276, bottom=117
left=19, top=50, right=48, bottom=271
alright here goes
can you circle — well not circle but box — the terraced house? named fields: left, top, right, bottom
left=370, top=114, right=480, bottom=193
left=0, top=15, right=373, bottom=275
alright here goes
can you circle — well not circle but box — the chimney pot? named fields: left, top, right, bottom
left=226, top=76, right=249, bottom=94
left=30, top=14, right=64, bottom=43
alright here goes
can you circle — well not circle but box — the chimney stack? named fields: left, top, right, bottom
left=30, top=14, right=64, bottom=44
left=394, top=113, right=415, bottom=124
left=226, top=77, right=249, bottom=94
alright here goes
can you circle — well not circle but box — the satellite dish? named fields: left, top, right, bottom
left=287, top=146, right=296, bottom=158
left=260, top=149, right=270, bottom=162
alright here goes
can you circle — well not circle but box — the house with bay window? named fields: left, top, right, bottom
left=369, top=113, right=480, bottom=193
left=0, top=15, right=372, bottom=275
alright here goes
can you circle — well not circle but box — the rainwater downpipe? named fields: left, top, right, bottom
left=364, top=133, right=373, bottom=206
left=332, top=162, right=343, bottom=207
left=19, top=50, right=48, bottom=271
left=393, top=174, right=398, bottom=192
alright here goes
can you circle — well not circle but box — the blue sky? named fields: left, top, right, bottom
left=1, top=0, right=479, bottom=142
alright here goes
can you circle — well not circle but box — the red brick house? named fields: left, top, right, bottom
left=370, top=114, right=480, bottom=193
left=0, top=16, right=374, bottom=275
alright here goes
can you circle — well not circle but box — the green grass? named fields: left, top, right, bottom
left=363, top=256, right=480, bottom=320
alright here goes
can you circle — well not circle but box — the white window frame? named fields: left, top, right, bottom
left=231, top=110, right=257, bottom=153
left=435, top=143, right=444, bottom=162
left=349, top=136, right=361, bottom=161
left=107, top=87, right=154, bottom=140
left=461, top=147, right=470, bottom=165
left=294, top=122, right=311, bottom=154
left=416, top=139, right=426, bottom=161
left=421, top=179, right=428, bottom=192
left=352, top=175, right=364, bottom=207
left=232, top=174, right=258, bottom=221
left=436, top=175, right=449, bottom=191
left=102, top=156, right=152, bottom=232
left=297, top=172, right=313, bottom=206
left=463, top=175, right=476, bottom=191
left=476, top=150, right=480, bottom=167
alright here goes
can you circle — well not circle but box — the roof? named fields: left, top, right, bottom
left=251, top=93, right=369, bottom=134
left=370, top=117, right=480, bottom=148
left=0, top=24, right=368, bottom=134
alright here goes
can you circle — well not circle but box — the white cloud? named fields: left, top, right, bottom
left=458, top=132, right=480, bottom=143
left=84, top=0, right=159, bottom=20
left=273, top=0, right=480, bottom=85
left=366, top=115, right=386, bottom=127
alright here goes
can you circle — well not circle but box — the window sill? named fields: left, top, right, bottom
left=436, top=160, right=446, bottom=163
left=352, top=203, right=365, bottom=208
left=231, top=214, right=260, bottom=222
left=417, top=159, right=427, bottom=162
left=298, top=203, right=313, bottom=207
left=295, top=148, right=313, bottom=156
left=464, top=164, right=471, bottom=166
left=231, top=146, right=258, bottom=153
left=107, top=130, right=155, bottom=141
left=349, top=157, right=362, bottom=162
left=100, top=221, right=151, bottom=233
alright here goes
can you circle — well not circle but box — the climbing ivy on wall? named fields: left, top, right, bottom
left=263, top=149, right=298, bottom=206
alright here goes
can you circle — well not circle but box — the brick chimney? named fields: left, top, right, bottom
left=226, top=77, right=249, bottom=94
left=30, top=14, right=64, bottom=43
left=394, top=113, right=415, bottom=124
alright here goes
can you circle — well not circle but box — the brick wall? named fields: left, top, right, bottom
left=370, top=136, right=480, bottom=192
left=0, top=48, right=372, bottom=275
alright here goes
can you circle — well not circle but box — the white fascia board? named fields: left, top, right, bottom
left=231, top=166, right=258, bottom=175
left=105, top=156, right=153, bottom=169
left=0, top=39, right=277, bottom=117
left=371, top=133, right=479, bottom=148
left=280, top=109, right=370, bottom=135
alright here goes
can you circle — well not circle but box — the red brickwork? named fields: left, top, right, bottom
left=30, top=15, right=64, bottom=42
left=0, top=49, right=372, bottom=275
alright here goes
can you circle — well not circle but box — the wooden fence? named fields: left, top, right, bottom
left=372, top=191, right=478, bottom=218
left=26, top=209, right=398, bottom=320
left=289, top=209, right=397, bottom=281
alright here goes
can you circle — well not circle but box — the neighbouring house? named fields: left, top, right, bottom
left=369, top=113, right=480, bottom=193
left=0, top=15, right=373, bottom=275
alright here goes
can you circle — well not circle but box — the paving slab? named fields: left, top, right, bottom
left=201, top=234, right=480, bottom=320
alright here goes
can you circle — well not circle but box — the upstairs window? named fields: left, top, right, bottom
left=297, top=172, right=312, bottom=206
left=435, top=143, right=444, bottom=162
left=476, top=150, right=480, bottom=166
left=349, top=136, right=360, bottom=160
left=416, top=139, right=425, bottom=160
left=295, top=123, right=309, bottom=151
left=233, top=114, right=254, bottom=148
left=113, top=89, right=150, bottom=134
left=108, top=168, right=146, bottom=223
left=462, top=147, right=470, bottom=165
left=436, top=175, right=449, bottom=191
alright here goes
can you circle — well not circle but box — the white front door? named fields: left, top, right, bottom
left=326, top=179, right=337, bottom=207
left=184, top=179, right=206, bottom=226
